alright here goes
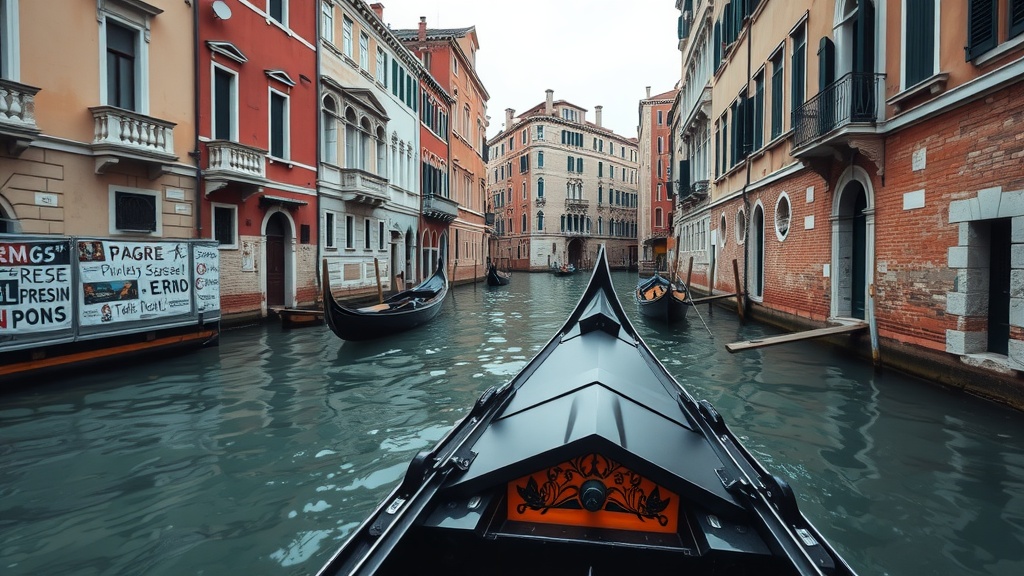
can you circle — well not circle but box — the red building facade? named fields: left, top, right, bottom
left=197, top=0, right=319, bottom=321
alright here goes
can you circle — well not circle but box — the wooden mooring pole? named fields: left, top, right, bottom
left=732, top=259, right=744, bottom=322
left=373, top=258, right=383, bottom=303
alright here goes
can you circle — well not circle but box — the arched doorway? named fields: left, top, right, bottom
left=265, top=212, right=289, bottom=308
left=567, top=238, right=583, bottom=268
left=751, top=203, right=765, bottom=299
left=832, top=167, right=874, bottom=320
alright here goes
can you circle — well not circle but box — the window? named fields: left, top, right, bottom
left=519, top=154, right=529, bottom=173
left=213, top=204, right=237, bottom=248
left=537, top=177, right=545, bottom=198
left=791, top=24, right=806, bottom=114
left=657, top=110, right=664, bottom=125
left=904, top=0, right=936, bottom=86
left=212, top=65, right=237, bottom=140
left=321, top=1, right=333, bottom=43
left=521, top=213, right=527, bottom=233
left=379, top=220, right=385, bottom=250
left=376, top=48, right=386, bottom=85
left=342, top=16, right=353, bottom=59
left=775, top=193, right=791, bottom=241
left=537, top=151, right=544, bottom=167
left=269, top=90, right=289, bottom=159
left=364, top=218, right=371, bottom=249
left=325, top=212, right=336, bottom=249
left=345, top=215, right=354, bottom=248
left=770, top=50, right=784, bottom=139
left=268, top=0, right=285, bottom=25
left=753, top=71, right=764, bottom=150
left=0, top=0, right=19, bottom=80
left=657, top=136, right=663, bottom=154
left=522, top=129, right=528, bottom=144
left=537, top=211, right=544, bottom=230
left=720, top=214, right=727, bottom=247
left=735, top=209, right=746, bottom=244
left=359, top=32, right=369, bottom=70
left=322, top=95, right=338, bottom=163
left=536, top=125, right=544, bottom=140
left=105, top=20, right=138, bottom=111
left=656, top=208, right=663, bottom=227
left=522, top=181, right=527, bottom=199
left=110, top=186, right=159, bottom=235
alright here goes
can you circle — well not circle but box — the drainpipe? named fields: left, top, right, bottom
left=191, top=0, right=203, bottom=239
left=315, top=4, right=323, bottom=300
left=740, top=11, right=752, bottom=319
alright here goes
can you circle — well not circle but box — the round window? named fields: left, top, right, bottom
left=735, top=209, right=746, bottom=245
left=719, top=214, right=727, bottom=246
left=775, top=193, right=791, bottom=241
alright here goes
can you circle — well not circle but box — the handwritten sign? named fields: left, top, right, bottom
left=193, top=244, right=221, bottom=315
left=77, top=240, right=193, bottom=326
left=0, top=240, right=74, bottom=334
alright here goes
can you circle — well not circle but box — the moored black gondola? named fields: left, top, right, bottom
left=635, top=273, right=692, bottom=321
left=316, top=246, right=857, bottom=576
left=321, top=248, right=448, bottom=341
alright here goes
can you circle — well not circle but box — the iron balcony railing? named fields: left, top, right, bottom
left=690, top=179, right=709, bottom=198
left=792, top=72, right=884, bottom=150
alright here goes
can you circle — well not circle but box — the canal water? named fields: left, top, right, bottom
left=2, top=270, right=1023, bottom=576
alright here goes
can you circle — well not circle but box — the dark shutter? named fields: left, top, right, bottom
left=966, top=0, right=998, bottom=60
left=854, top=0, right=875, bottom=74
left=906, top=0, right=934, bottom=85
left=818, top=37, right=836, bottom=91
left=714, top=21, right=722, bottom=71
left=1011, top=0, right=1024, bottom=39
left=753, top=74, right=764, bottom=150
left=679, top=160, right=690, bottom=197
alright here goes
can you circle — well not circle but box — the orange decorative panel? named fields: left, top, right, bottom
left=507, top=453, right=678, bottom=533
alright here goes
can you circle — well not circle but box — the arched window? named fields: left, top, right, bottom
left=537, top=151, right=544, bottom=167
left=537, top=177, right=545, bottom=198
left=376, top=126, right=387, bottom=176
left=597, top=217, right=603, bottom=235
left=655, top=208, right=663, bottom=227
left=560, top=215, right=566, bottom=231
left=521, top=213, right=527, bottom=232
left=322, top=95, right=338, bottom=163
left=344, top=108, right=358, bottom=168
left=360, top=118, right=372, bottom=170
left=537, top=211, right=544, bottom=230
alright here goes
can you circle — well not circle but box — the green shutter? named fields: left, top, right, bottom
left=1010, top=0, right=1024, bottom=38
left=967, top=0, right=998, bottom=60
left=906, top=0, right=934, bottom=85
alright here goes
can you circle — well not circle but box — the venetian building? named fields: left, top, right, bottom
left=637, top=86, right=679, bottom=273
left=1, top=0, right=196, bottom=238
left=678, top=0, right=1024, bottom=406
left=486, top=90, right=639, bottom=271
left=393, top=18, right=490, bottom=285
left=319, top=1, right=424, bottom=299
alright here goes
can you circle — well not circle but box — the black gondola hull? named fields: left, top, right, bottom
left=317, top=248, right=858, bottom=576
left=486, top=264, right=511, bottom=286
left=636, top=274, right=691, bottom=321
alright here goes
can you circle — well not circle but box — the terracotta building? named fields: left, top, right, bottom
left=1, top=0, right=196, bottom=238
left=671, top=0, right=1024, bottom=407
left=487, top=90, right=639, bottom=271
left=198, top=0, right=319, bottom=321
left=638, top=87, right=680, bottom=271
left=393, top=18, right=490, bottom=285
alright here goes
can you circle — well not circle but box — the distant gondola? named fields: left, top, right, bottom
left=316, top=246, right=858, bottom=576
left=321, top=249, right=448, bottom=342
left=551, top=262, right=576, bottom=276
left=635, top=273, right=691, bottom=321
left=485, top=262, right=511, bottom=286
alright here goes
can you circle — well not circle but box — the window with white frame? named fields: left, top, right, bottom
left=321, top=1, right=333, bottom=43
left=364, top=218, right=371, bottom=249
left=104, top=19, right=140, bottom=111
left=1, top=0, right=20, bottom=80
left=376, top=47, right=386, bottom=85
left=212, top=203, right=238, bottom=249
left=903, top=0, right=937, bottom=87
left=775, top=193, right=791, bottom=241
left=268, top=0, right=286, bottom=25
left=359, top=32, right=369, bottom=70
left=342, top=16, right=353, bottom=59
left=536, top=125, right=544, bottom=140
left=109, top=185, right=160, bottom=235
left=345, top=215, right=354, bottom=248
left=378, top=220, right=385, bottom=250
left=322, top=94, right=338, bottom=163
left=212, top=64, right=237, bottom=140
left=269, top=89, right=289, bottom=159
left=325, top=211, right=337, bottom=249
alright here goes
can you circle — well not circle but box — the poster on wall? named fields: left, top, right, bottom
left=0, top=239, right=74, bottom=335
left=193, top=243, right=220, bottom=317
left=77, top=240, right=193, bottom=327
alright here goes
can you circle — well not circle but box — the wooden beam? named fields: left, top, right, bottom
left=690, top=292, right=740, bottom=305
left=726, top=323, right=868, bottom=353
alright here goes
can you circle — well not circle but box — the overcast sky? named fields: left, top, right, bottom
left=376, top=0, right=681, bottom=140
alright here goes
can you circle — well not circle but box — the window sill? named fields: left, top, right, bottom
left=218, top=244, right=239, bottom=251
left=972, top=34, right=1024, bottom=66
left=887, top=73, right=949, bottom=113
left=268, top=157, right=294, bottom=168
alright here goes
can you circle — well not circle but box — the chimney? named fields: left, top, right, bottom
left=646, top=86, right=651, bottom=98
left=418, top=17, right=427, bottom=41
left=370, top=3, right=383, bottom=20
left=595, top=105, right=603, bottom=128
left=505, top=108, right=515, bottom=130
left=545, top=89, right=554, bottom=115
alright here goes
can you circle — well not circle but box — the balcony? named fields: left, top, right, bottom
left=204, top=140, right=268, bottom=197
left=322, top=165, right=389, bottom=207
left=0, top=79, right=41, bottom=155
left=535, top=197, right=546, bottom=207
left=89, top=106, right=177, bottom=177
left=564, top=198, right=589, bottom=213
left=422, top=193, right=458, bottom=223
left=791, top=73, right=885, bottom=154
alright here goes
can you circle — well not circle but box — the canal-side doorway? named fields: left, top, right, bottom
left=567, top=238, right=583, bottom=268
left=265, top=212, right=289, bottom=308
left=831, top=166, right=875, bottom=320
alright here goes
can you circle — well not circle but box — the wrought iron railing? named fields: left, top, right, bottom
left=690, top=180, right=709, bottom=198
left=792, top=72, right=884, bottom=150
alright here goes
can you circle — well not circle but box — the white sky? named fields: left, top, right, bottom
left=376, top=0, right=681, bottom=140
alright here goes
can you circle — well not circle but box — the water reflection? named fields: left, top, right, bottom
left=0, top=271, right=1023, bottom=575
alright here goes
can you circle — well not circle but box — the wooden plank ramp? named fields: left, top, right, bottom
left=726, top=322, right=868, bottom=353
left=689, top=292, right=740, bottom=305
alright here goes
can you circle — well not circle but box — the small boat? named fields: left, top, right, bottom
left=486, top=262, right=511, bottom=286
left=321, top=252, right=448, bottom=342
left=552, top=262, right=576, bottom=276
left=316, top=246, right=857, bottom=576
left=636, top=273, right=692, bottom=321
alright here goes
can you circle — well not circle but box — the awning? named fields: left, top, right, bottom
left=259, top=194, right=308, bottom=209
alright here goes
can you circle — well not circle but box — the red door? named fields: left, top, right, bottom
left=266, top=213, right=286, bottom=307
